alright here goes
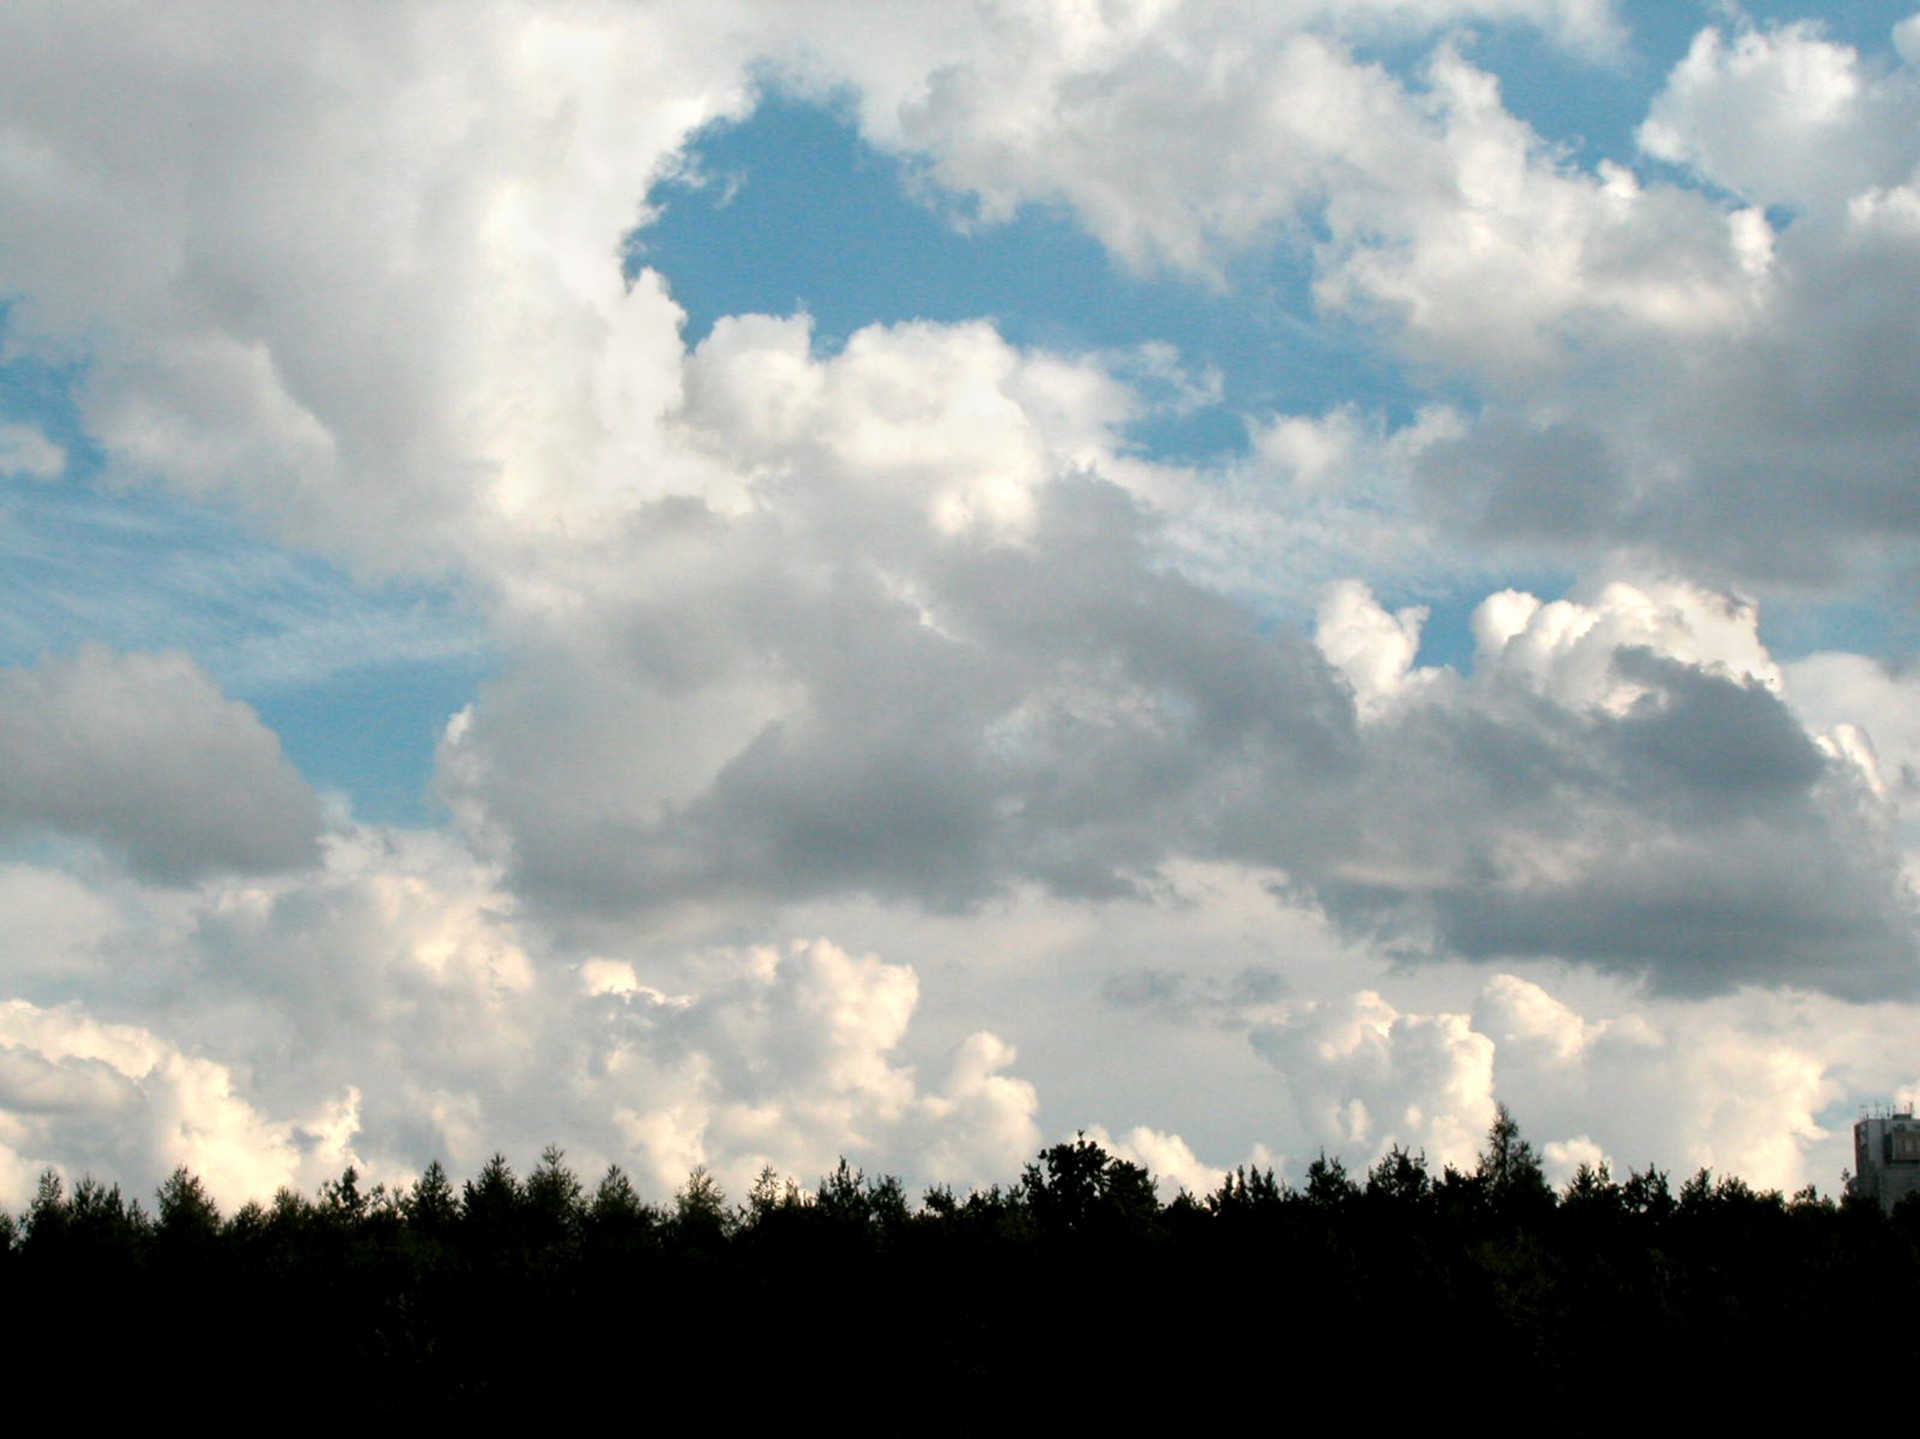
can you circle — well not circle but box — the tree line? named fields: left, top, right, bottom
left=4, top=1108, right=1913, bottom=1421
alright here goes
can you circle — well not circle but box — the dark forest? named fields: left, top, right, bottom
left=5, top=1105, right=1912, bottom=1422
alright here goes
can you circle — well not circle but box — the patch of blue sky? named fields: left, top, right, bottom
left=0, top=315, right=102, bottom=483
left=633, top=90, right=1433, bottom=464
left=1437, top=2, right=1710, bottom=170
left=1763, top=588, right=1920, bottom=666
left=248, top=656, right=490, bottom=824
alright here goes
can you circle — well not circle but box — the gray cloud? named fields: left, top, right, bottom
left=1413, top=210, right=1920, bottom=584
left=1415, top=418, right=1628, bottom=547
left=0, top=647, right=321, bottom=881
left=1389, top=23, right=1920, bottom=585
left=1102, top=964, right=1288, bottom=1024
left=450, top=469, right=1360, bottom=919
left=1303, top=633, right=1916, bottom=997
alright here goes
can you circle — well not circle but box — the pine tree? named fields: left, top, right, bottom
left=1478, top=1103, right=1553, bottom=1221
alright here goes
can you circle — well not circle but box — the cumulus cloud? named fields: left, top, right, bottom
left=1082, top=1122, right=1229, bottom=1199
left=1640, top=22, right=1920, bottom=213
left=1255, top=971, right=1855, bottom=1192
left=4, top=2, right=1910, bottom=591
left=0, top=1, right=761, bottom=570
left=1787, top=653, right=1920, bottom=801
left=4, top=0, right=1905, bottom=590
left=1315, top=578, right=1433, bottom=717
left=1319, top=52, right=1767, bottom=385
left=1306, top=579, right=1917, bottom=996
left=1399, top=20, right=1920, bottom=581
left=0, top=830, right=1050, bottom=1207
left=1785, top=652, right=1920, bottom=902
left=1253, top=988, right=1497, bottom=1170
left=592, top=940, right=1054, bottom=1193
left=802, top=4, right=1919, bottom=585
left=0, top=647, right=321, bottom=881
left=791, top=1, right=1751, bottom=399
left=448, top=374, right=1912, bottom=995
left=813, top=0, right=1626, bottom=278
left=1475, top=973, right=1843, bottom=1191
left=0, top=998, right=360, bottom=1210
left=441, top=312, right=1357, bottom=922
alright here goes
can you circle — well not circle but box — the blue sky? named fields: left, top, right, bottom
left=640, top=91, right=1409, bottom=435
left=0, top=1, right=1916, bottom=1210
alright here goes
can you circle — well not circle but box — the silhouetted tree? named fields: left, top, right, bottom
left=1366, top=1144, right=1432, bottom=1209
left=1205, top=1164, right=1284, bottom=1221
left=815, top=1158, right=869, bottom=1227
left=320, top=1165, right=367, bottom=1223
left=1303, top=1151, right=1359, bottom=1211
left=1621, top=1164, right=1673, bottom=1222
left=1022, top=1134, right=1157, bottom=1242
left=402, top=1160, right=458, bottom=1238
left=462, top=1153, right=523, bottom=1251
left=588, top=1164, right=649, bottom=1228
left=672, top=1166, right=731, bottom=1253
left=868, top=1172, right=911, bottom=1232
left=581, top=1164, right=656, bottom=1267
left=157, top=1168, right=220, bottom=1238
left=1479, top=1103, right=1553, bottom=1223
left=23, top=1170, right=68, bottom=1254
left=524, top=1145, right=585, bottom=1252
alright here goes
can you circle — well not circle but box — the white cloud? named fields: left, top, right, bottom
left=1640, top=22, right=1920, bottom=213
left=1319, top=48, right=1767, bottom=386
left=681, top=313, right=1142, bottom=540
left=0, top=998, right=359, bottom=1211
left=903, top=1031, right=1045, bottom=1188
left=3, top=2, right=1907, bottom=594
left=1083, top=1122, right=1228, bottom=1199
left=1785, top=652, right=1920, bottom=889
left=1469, top=577, right=1779, bottom=710
left=1254, top=988, right=1498, bottom=1170
left=441, top=309, right=1352, bottom=923
left=794, top=6, right=1918, bottom=587
left=1255, top=969, right=1867, bottom=1193
left=1472, top=973, right=1840, bottom=1192
left=1542, top=1134, right=1609, bottom=1187
left=0, top=832, right=1051, bottom=1208
left=1315, top=578, right=1433, bottom=717
left=1146, top=403, right=1469, bottom=618
left=1786, top=653, right=1920, bottom=799
left=1403, top=24, right=1920, bottom=581
left=0, top=2, right=760, bottom=571
left=815, top=1, right=1627, bottom=280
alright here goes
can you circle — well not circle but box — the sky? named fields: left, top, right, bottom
left=0, top=0, right=1917, bottom=1210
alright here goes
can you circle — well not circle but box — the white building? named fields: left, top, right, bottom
left=1852, top=1108, right=1920, bottom=1213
